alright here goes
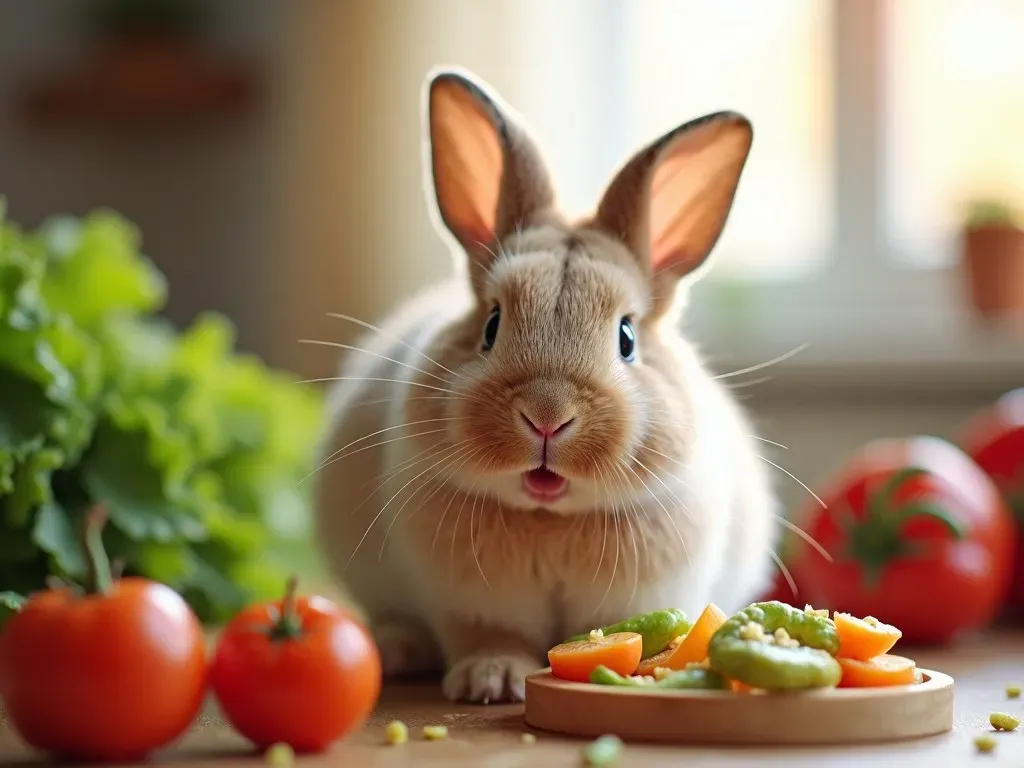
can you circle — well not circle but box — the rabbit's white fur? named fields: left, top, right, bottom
left=314, top=67, right=778, bottom=703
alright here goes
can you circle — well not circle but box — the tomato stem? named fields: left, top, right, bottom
left=81, top=504, right=114, bottom=596
left=845, top=467, right=965, bottom=590
left=268, top=574, right=303, bottom=641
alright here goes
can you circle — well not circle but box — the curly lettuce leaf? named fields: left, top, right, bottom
left=0, top=206, right=324, bottom=624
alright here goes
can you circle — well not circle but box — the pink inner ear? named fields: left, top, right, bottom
left=645, top=117, right=752, bottom=278
left=431, top=83, right=504, bottom=249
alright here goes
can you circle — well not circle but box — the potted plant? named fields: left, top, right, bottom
left=960, top=198, right=1024, bottom=320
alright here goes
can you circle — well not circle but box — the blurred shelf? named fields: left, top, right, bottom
left=15, top=38, right=264, bottom=127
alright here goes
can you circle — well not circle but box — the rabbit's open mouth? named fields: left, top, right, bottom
left=523, top=466, right=568, bottom=502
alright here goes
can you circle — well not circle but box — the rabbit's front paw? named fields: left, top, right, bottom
left=442, top=653, right=542, bottom=704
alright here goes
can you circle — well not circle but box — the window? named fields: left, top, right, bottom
left=508, top=0, right=1024, bottom=359
left=623, top=0, right=834, bottom=281
left=884, top=0, right=1024, bottom=268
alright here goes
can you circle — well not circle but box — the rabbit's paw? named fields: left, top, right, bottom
left=374, top=617, right=443, bottom=679
left=442, top=653, right=541, bottom=704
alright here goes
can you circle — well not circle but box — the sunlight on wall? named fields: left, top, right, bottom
left=885, top=0, right=1024, bottom=267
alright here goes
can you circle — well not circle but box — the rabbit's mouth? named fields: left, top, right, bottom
left=523, top=466, right=568, bottom=502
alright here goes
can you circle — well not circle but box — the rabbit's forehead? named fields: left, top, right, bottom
left=490, top=252, right=646, bottom=326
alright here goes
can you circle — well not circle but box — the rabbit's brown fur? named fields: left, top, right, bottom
left=314, top=67, right=778, bottom=703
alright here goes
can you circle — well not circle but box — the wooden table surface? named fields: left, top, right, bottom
left=2, top=630, right=1023, bottom=767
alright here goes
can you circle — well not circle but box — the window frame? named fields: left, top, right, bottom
left=582, top=0, right=1021, bottom=371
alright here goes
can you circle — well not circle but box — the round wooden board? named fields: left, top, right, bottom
left=524, top=668, right=954, bottom=746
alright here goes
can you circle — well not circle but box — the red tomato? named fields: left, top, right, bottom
left=209, top=578, right=381, bottom=753
left=779, top=436, right=1016, bottom=645
left=960, top=388, right=1024, bottom=615
left=0, top=511, right=206, bottom=762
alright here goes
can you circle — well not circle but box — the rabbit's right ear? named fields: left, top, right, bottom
left=423, top=68, right=555, bottom=276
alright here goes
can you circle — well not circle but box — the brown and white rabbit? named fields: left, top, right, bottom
left=314, top=66, right=778, bottom=703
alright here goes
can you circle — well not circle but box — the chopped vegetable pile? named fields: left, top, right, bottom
left=549, top=600, right=926, bottom=692
left=0, top=205, right=323, bottom=624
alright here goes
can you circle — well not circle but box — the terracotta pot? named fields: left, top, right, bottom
left=961, top=224, right=1024, bottom=319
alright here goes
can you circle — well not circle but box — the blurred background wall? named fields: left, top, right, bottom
left=0, top=0, right=1022, bottom=524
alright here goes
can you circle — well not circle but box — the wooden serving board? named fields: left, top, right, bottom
left=524, top=668, right=954, bottom=746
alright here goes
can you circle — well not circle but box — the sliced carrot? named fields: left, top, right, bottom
left=837, top=654, right=918, bottom=688
left=635, top=646, right=676, bottom=676
left=548, top=632, right=643, bottom=683
left=647, top=603, right=728, bottom=671
left=834, top=613, right=903, bottom=661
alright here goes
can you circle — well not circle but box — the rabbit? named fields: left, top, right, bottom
left=314, top=66, right=779, bottom=704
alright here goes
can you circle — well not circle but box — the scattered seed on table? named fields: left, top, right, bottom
left=974, top=734, right=997, bottom=754
left=423, top=724, right=449, bottom=741
left=990, top=712, right=1020, bottom=731
left=1006, top=684, right=1021, bottom=699
left=264, top=742, right=295, bottom=767
left=584, top=734, right=624, bottom=766
left=386, top=720, right=408, bottom=745
left=521, top=733, right=536, bottom=744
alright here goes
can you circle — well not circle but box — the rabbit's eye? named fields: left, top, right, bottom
left=619, top=317, right=636, bottom=361
left=482, top=306, right=501, bottom=351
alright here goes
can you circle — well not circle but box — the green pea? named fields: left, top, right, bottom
left=707, top=601, right=842, bottom=691
left=568, top=609, right=691, bottom=659
left=589, top=664, right=727, bottom=690
left=584, top=735, right=623, bottom=766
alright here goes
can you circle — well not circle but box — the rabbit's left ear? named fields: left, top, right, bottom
left=592, top=112, right=753, bottom=286
left=424, top=68, right=555, bottom=277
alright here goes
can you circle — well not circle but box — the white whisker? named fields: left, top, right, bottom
left=776, top=516, right=833, bottom=563
left=713, top=344, right=810, bottom=380
left=299, top=338, right=454, bottom=386
left=751, top=435, right=788, bottom=450
left=757, top=454, right=827, bottom=509
left=769, top=550, right=798, bottom=598
left=326, top=312, right=466, bottom=380
left=305, top=427, right=449, bottom=484
left=345, top=442, right=469, bottom=569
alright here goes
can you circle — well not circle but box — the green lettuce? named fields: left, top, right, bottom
left=0, top=204, right=323, bottom=623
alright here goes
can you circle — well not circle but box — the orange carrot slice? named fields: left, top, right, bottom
left=647, top=603, right=728, bottom=672
left=635, top=646, right=676, bottom=676
left=837, top=654, right=918, bottom=688
left=834, top=613, right=903, bottom=661
left=548, top=632, right=643, bottom=683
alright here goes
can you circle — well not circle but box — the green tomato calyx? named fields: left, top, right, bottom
left=268, top=574, right=304, bottom=641
left=844, top=466, right=966, bottom=589
left=81, top=504, right=115, bottom=597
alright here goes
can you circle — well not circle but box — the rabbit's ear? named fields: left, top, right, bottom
left=424, top=68, right=555, bottom=271
left=593, top=112, right=752, bottom=292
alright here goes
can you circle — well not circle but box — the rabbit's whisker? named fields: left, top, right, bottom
left=299, top=338, right=454, bottom=386
left=469, top=487, right=488, bottom=587
left=769, top=549, right=799, bottom=598
left=627, top=456, right=692, bottom=566
left=591, top=464, right=611, bottom=585
left=378, top=443, right=479, bottom=559
left=594, top=473, right=624, bottom=615
left=349, top=394, right=462, bottom=410
left=304, top=427, right=450, bottom=484
left=350, top=439, right=472, bottom=528
left=775, top=515, right=833, bottom=563
left=431, top=480, right=464, bottom=555
left=612, top=463, right=642, bottom=607
left=727, top=375, right=773, bottom=390
left=756, top=454, right=827, bottom=509
left=309, top=417, right=468, bottom=481
left=448, top=483, right=477, bottom=581
left=345, top=441, right=471, bottom=570
left=713, top=344, right=810, bottom=380
left=326, top=312, right=467, bottom=381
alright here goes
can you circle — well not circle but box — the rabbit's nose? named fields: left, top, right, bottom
left=514, top=379, right=578, bottom=440
left=519, top=410, right=575, bottom=439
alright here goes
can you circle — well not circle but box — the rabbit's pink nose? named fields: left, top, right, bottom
left=520, top=411, right=574, bottom=438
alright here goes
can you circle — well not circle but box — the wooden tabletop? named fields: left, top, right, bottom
left=2, top=630, right=1023, bottom=767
